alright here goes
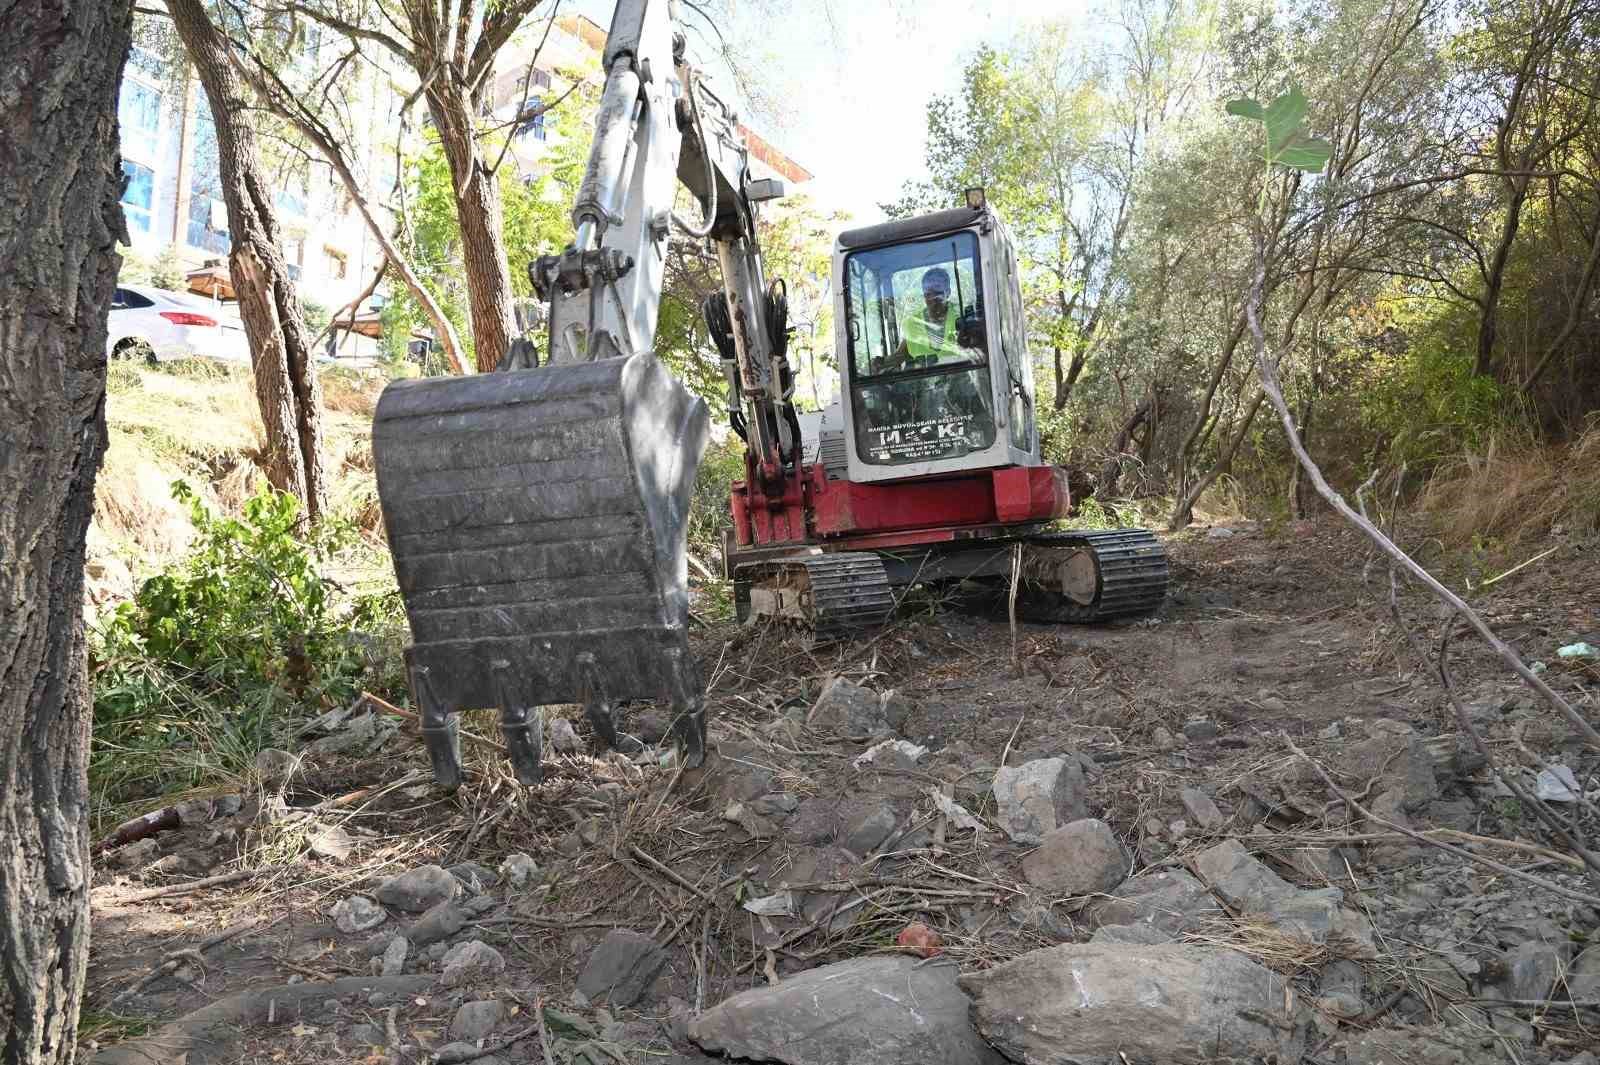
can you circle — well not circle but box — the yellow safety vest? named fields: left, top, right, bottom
left=902, top=302, right=963, bottom=362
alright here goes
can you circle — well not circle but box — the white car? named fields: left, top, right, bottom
left=106, top=284, right=251, bottom=364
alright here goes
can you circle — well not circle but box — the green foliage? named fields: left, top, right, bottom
left=1225, top=88, right=1334, bottom=173
left=688, top=436, right=745, bottom=566
left=383, top=138, right=568, bottom=368
left=91, top=482, right=406, bottom=802
left=300, top=296, right=332, bottom=337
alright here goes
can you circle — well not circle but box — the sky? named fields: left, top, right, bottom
left=569, top=0, right=1104, bottom=224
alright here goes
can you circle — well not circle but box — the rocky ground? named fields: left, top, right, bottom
left=80, top=519, right=1600, bottom=1065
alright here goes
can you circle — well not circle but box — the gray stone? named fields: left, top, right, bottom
left=439, top=940, right=506, bottom=988
left=748, top=792, right=800, bottom=818
left=842, top=804, right=898, bottom=856
left=550, top=717, right=581, bottom=755
left=253, top=748, right=302, bottom=781
left=308, top=823, right=353, bottom=861
left=448, top=861, right=498, bottom=892
left=497, top=853, right=538, bottom=889
left=1341, top=1026, right=1485, bottom=1065
left=1179, top=787, right=1225, bottom=831
left=450, top=999, right=505, bottom=1042
left=690, top=955, right=1003, bottom=1065
left=375, top=864, right=460, bottom=913
left=1318, top=959, right=1365, bottom=1018
left=405, top=900, right=467, bottom=948
left=109, top=838, right=159, bottom=870
left=1500, top=940, right=1564, bottom=1000
left=1007, top=893, right=1074, bottom=941
left=1183, top=718, right=1220, bottom=743
left=1194, top=840, right=1376, bottom=958
left=1084, top=869, right=1220, bottom=936
left=1152, top=726, right=1177, bottom=751
left=365, top=930, right=398, bottom=957
left=347, top=1023, right=383, bottom=1046
left=1021, top=818, right=1126, bottom=896
left=991, top=757, right=1089, bottom=844
left=380, top=935, right=409, bottom=976
left=331, top=895, right=388, bottom=934
left=577, top=929, right=669, bottom=1008
left=307, top=711, right=397, bottom=756
left=807, top=676, right=890, bottom=737
left=1089, top=923, right=1172, bottom=945
left=961, top=943, right=1307, bottom=1064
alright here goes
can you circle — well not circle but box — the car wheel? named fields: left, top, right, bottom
left=113, top=338, right=157, bottom=366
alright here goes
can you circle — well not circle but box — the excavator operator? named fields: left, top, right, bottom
left=890, top=267, right=967, bottom=369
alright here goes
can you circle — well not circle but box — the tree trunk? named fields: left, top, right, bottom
left=168, top=0, right=327, bottom=520
left=1168, top=389, right=1266, bottom=531
left=1473, top=175, right=1531, bottom=378
left=427, top=81, right=515, bottom=373
left=0, top=4, right=130, bottom=1062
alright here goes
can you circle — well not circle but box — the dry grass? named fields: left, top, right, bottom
left=93, top=361, right=387, bottom=569
left=1420, top=424, right=1600, bottom=547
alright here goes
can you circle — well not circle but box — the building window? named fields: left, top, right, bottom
left=324, top=247, right=347, bottom=280
left=517, top=96, right=547, bottom=141
left=277, top=189, right=308, bottom=219
left=120, top=160, right=154, bottom=236
left=532, top=69, right=551, bottom=90
left=282, top=238, right=303, bottom=281
left=118, top=79, right=162, bottom=154
left=186, top=106, right=231, bottom=254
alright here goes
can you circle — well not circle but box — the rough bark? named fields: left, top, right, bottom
left=168, top=0, right=327, bottom=520
left=1168, top=389, right=1266, bottom=531
left=427, top=79, right=515, bottom=373
left=0, top=3, right=130, bottom=1062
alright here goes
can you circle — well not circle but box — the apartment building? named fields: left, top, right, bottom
left=116, top=39, right=400, bottom=331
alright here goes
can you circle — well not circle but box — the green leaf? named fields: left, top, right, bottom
left=1274, top=134, right=1335, bottom=173
left=1264, top=88, right=1310, bottom=155
left=1225, top=97, right=1265, bottom=121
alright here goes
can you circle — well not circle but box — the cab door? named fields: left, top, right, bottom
left=995, top=232, right=1037, bottom=460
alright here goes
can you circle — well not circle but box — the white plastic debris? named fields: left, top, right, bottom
left=925, top=787, right=985, bottom=833
left=741, top=892, right=796, bottom=917
left=852, top=739, right=928, bottom=769
left=1556, top=642, right=1598, bottom=660
left=1535, top=765, right=1582, bottom=803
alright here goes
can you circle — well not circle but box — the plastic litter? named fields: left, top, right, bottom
left=1535, top=765, right=1582, bottom=803
left=926, top=787, right=986, bottom=833
left=852, top=739, right=928, bottom=768
left=1556, top=642, right=1597, bottom=660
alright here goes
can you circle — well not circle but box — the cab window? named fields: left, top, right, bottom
left=844, top=232, right=995, bottom=466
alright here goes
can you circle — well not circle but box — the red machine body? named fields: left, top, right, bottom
left=729, top=459, right=1073, bottom=554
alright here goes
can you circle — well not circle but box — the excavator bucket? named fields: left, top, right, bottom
left=372, top=353, right=710, bottom=790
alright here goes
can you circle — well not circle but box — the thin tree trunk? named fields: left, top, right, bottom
left=1474, top=175, right=1531, bottom=378
left=224, top=46, right=468, bottom=375
left=1168, top=389, right=1266, bottom=530
left=0, top=4, right=130, bottom=1062
left=427, top=81, right=515, bottom=373
left=168, top=0, right=327, bottom=520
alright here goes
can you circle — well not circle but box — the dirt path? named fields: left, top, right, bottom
left=80, top=520, right=1600, bottom=1065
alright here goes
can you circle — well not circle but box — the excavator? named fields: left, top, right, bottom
left=371, top=0, right=1168, bottom=790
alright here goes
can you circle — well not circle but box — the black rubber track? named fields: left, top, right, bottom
left=1012, top=528, right=1169, bottom=623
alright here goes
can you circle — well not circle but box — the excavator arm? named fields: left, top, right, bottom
left=530, top=0, right=795, bottom=483
left=371, top=0, right=794, bottom=790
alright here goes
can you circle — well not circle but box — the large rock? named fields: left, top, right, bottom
left=992, top=757, right=1088, bottom=844
left=439, top=941, right=505, bottom=988
left=577, top=929, right=669, bottom=1008
left=807, top=677, right=891, bottom=737
left=689, top=956, right=1002, bottom=1065
left=1084, top=869, right=1220, bottom=936
left=960, top=943, right=1307, bottom=1064
left=1021, top=818, right=1126, bottom=895
left=375, top=864, right=460, bottom=913
left=1193, top=840, right=1376, bottom=958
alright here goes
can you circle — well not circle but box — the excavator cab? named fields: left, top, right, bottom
left=835, top=203, right=1038, bottom=483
